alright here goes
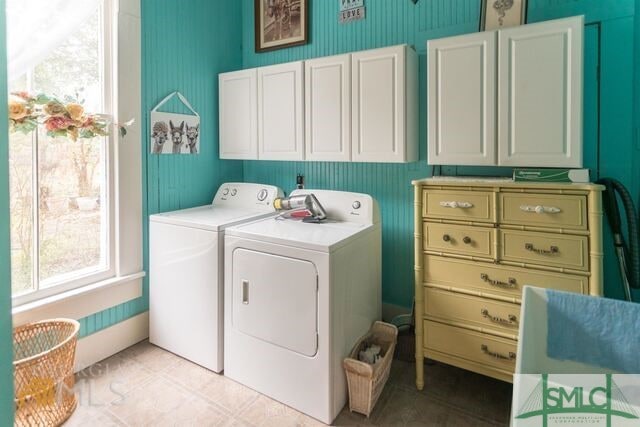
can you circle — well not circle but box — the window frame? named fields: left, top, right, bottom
left=10, top=0, right=123, bottom=307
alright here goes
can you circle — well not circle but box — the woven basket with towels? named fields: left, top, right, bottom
left=343, top=321, right=398, bottom=417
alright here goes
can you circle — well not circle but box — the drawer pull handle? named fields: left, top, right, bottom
left=442, top=234, right=451, bottom=242
left=440, top=201, right=473, bottom=209
left=525, top=243, right=559, bottom=254
left=481, top=344, right=516, bottom=361
left=480, top=273, right=517, bottom=288
left=481, top=309, right=517, bottom=325
left=463, top=236, right=472, bottom=245
left=520, top=204, right=561, bottom=214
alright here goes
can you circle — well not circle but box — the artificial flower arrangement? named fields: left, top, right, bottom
left=8, top=92, right=132, bottom=140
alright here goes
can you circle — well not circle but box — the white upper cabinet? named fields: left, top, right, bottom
left=427, top=16, right=584, bottom=168
left=219, top=45, right=418, bottom=162
left=352, top=45, right=418, bottom=163
left=258, top=61, right=305, bottom=161
left=498, top=17, right=583, bottom=167
left=305, top=54, right=351, bottom=162
left=428, top=32, right=496, bottom=166
left=219, top=69, right=258, bottom=160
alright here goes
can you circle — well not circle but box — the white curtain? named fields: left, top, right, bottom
left=6, top=0, right=101, bottom=82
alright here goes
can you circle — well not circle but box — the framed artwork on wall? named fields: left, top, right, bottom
left=480, top=0, right=527, bottom=31
left=255, top=0, right=308, bottom=52
left=150, top=92, right=200, bottom=155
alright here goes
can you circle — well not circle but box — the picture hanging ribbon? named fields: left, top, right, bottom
left=150, top=91, right=200, bottom=155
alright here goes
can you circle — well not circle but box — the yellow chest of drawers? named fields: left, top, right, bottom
left=412, top=178, right=604, bottom=387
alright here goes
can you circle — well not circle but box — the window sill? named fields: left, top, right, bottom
left=12, top=272, right=145, bottom=326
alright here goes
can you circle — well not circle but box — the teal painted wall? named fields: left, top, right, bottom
left=637, top=0, right=640, bottom=198
left=76, top=0, right=244, bottom=337
left=0, top=0, right=14, bottom=421
left=241, top=0, right=639, bottom=306
left=636, top=0, right=640, bottom=301
left=1, top=0, right=637, bottom=363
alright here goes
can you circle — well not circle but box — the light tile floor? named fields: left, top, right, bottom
left=66, top=340, right=512, bottom=426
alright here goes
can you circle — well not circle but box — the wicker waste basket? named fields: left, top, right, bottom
left=343, top=321, right=398, bottom=417
left=13, top=319, right=80, bottom=427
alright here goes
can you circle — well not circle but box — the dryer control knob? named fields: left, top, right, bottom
left=257, top=189, right=268, bottom=201
left=231, top=188, right=238, bottom=196
left=352, top=201, right=361, bottom=210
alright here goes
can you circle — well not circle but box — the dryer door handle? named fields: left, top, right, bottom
left=242, top=280, right=249, bottom=305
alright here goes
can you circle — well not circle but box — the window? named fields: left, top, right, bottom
left=8, top=0, right=117, bottom=304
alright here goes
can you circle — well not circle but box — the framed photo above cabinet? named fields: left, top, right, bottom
left=480, top=0, right=528, bottom=31
left=255, top=0, right=308, bottom=52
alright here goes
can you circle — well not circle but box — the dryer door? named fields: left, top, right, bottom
left=232, top=248, right=318, bottom=357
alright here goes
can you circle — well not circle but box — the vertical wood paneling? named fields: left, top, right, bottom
left=74, top=0, right=638, bottom=338
left=79, top=0, right=244, bottom=337
left=598, top=17, right=637, bottom=301
left=636, top=0, right=640, bottom=285
left=241, top=0, right=638, bottom=306
left=242, top=0, right=484, bottom=308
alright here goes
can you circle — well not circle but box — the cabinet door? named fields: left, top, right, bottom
left=305, top=54, right=351, bottom=162
left=352, top=45, right=407, bottom=163
left=498, top=16, right=583, bottom=167
left=258, top=61, right=304, bottom=160
left=428, top=32, right=497, bottom=166
left=219, top=69, right=258, bottom=160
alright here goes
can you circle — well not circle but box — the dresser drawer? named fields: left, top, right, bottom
left=500, top=230, right=589, bottom=271
left=423, top=189, right=495, bottom=223
left=424, top=223, right=496, bottom=259
left=424, top=321, right=517, bottom=371
left=423, top=256, right=588, bottom=300
left=424, top=288, right=520, bottom=338
left=500, top=193, right=587, bottom=230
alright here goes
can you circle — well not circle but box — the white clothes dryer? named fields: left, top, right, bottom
left=224, top=189, right=382, bottom=424
left=149, top=183, right=282, bottom=373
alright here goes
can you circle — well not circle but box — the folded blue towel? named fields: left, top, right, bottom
left=546, top=289, right=640, bottom=373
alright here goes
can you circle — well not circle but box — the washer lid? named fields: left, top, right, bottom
left=150, top=205, right=278, bottom=232
left=225, top=216, right=375, bottom=252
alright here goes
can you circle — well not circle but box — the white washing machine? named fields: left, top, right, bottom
left=149, top=183, right=283, bottom=373
left=224, top=189, right=381, bottom=424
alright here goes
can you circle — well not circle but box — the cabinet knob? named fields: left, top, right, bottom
left=463, top=236, right=472, bottom=244
left=442, top=234, right=451, bottom=242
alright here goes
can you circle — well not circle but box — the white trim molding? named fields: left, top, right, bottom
left=12, top=272, right=144, bottom=326
left=114, top=0, right=143, bottom=278
left=74, top=311, right=148, bottom=372
left=10, top=0, right=143, bottom=311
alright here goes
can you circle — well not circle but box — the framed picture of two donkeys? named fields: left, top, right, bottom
left=149, top=0, right=526, bottom=155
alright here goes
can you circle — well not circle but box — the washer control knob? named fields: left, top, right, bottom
left=231, top=188, right=238, bottom=196
left=257, top=189, right=268, bottom=201
left=222, top=188, right=229, bottom=196
left=352, top=201, right=361, bottom=210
